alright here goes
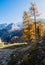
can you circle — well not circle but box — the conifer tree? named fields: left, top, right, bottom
left=23, top=11, right=31, bottom=43
left=29, top=3, right=39, bottom=41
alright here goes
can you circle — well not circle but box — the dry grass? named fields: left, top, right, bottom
left=0, top=43, right=4, bottom=48
left=0, top=43, right=27, bottom=49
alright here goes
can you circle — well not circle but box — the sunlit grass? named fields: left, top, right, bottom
left=0, top=43, right=27, bottom=49
left=0, top=43, right=4, bottom=48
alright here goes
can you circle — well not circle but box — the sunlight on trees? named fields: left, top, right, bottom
left=23, top=3, right=45, bottom=43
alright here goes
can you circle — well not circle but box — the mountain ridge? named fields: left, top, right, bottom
left=0, top=18, right=45, bottom=43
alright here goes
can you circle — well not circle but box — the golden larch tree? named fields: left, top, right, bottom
left=29, top=3, right=39, bottom=40
left=22, top=11, right=31, bottom=42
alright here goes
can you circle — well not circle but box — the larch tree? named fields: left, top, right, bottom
left=23, top=11, right=31, bottom=43
left=29, top=3, right=39, bottom=41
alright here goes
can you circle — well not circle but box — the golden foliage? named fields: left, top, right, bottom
left=22, top=4, right=45, bottom=42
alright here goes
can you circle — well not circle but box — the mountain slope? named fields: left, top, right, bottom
left=0, top=23, right=22, bottom=43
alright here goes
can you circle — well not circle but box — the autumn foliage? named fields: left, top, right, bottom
left=22, top=3, right=45, bottom=43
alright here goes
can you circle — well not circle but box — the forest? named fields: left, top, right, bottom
left=22, top=3, right=45, bottom=43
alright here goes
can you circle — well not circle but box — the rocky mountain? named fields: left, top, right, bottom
left=4, top=23, right=21, bottom=31
left=0, top=23, right=22, bottom=43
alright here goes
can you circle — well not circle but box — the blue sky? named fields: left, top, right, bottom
left=0, top=0, right=45, bottom=24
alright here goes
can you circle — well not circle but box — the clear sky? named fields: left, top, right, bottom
left=0, top=0, right=45, bottom=24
